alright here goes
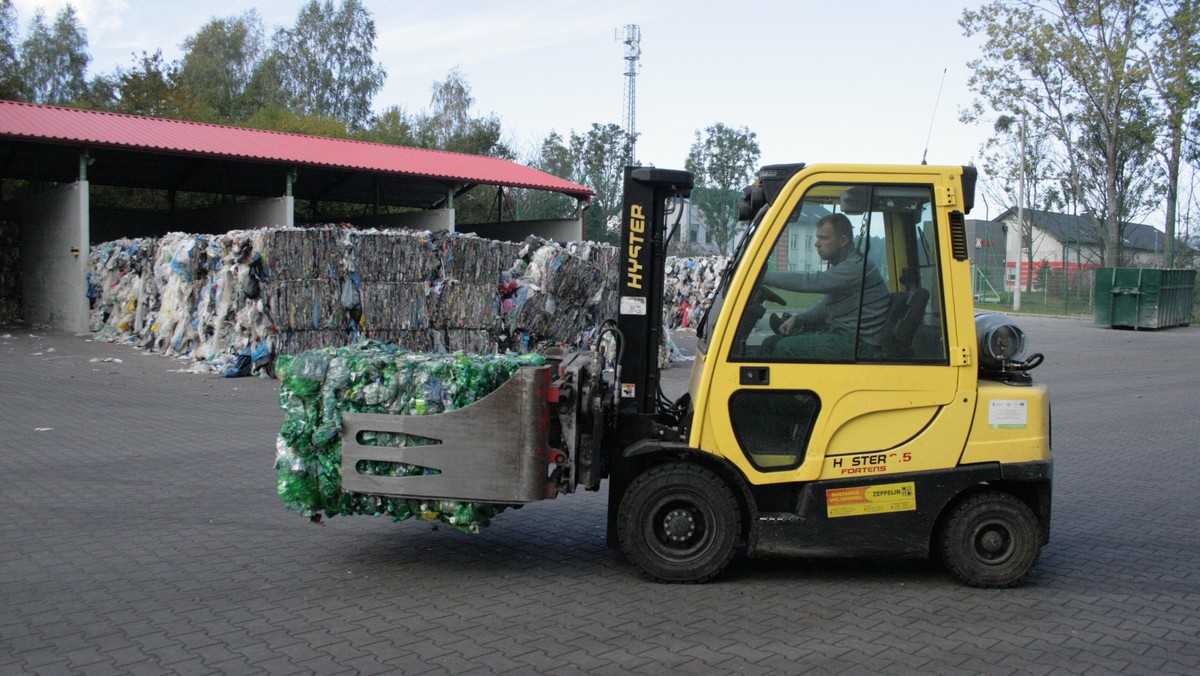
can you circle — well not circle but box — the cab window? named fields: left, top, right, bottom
left=730, top=183, right=947, bottom=364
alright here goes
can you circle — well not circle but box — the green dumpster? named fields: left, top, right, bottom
left=1094, top=268, right=1196, bottom=329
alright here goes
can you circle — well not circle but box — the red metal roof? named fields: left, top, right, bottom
left=0, top=99, right=592, bottom=200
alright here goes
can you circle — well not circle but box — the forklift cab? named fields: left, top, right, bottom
left=692, top=164, right=971, bottom=480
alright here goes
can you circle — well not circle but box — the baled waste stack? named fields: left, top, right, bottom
left=503, top=237, right=619, bottom=351
left=663, top=255, right=730, bottom=329
left=262, top=226, right=346, bottom=355
left=267, top=228, right=622, bottom=355
left=89, top=230, right=273, bottom=371
left=274, top=343, right=545, bottom=531
left=89, top=237, right=156, bottom=340
left=88, top=226, right=636, bottom=371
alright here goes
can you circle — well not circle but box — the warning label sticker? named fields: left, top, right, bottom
left=989, top=399, right=1028, bottom=429
left=826, top=482, right=917, bottom=518
left=620, top=296, right=647, bottom=315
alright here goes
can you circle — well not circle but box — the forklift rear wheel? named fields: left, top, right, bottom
left=618, top=462, right=740, bottom=584
left=940, top=490, right=1040, bottom=588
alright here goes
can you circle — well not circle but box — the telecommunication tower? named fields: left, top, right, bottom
left=616, top=24, right=641, bottom=163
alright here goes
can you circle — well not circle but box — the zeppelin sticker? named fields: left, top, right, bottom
left=826, top=482, right=916, bottom=518
left=989, top=399, right=1028, bottom=429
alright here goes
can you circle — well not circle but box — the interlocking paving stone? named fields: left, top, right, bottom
left=1, top=317, right=1198, bottom=674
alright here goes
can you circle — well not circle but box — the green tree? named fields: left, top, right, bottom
left=1065, top=2, right=1160, bottom=263
left=91, top=50, right=203, bottom=119
left=19, top=5, right=90, bottom=105
left=572, top=124, right=634, bottom=243
left=985, top=116, right=1070, bottom=287
left=240, top=107, right=350, bottom=138
left=961, top=0, right=1162, bottom=266
left=509, top=130, right=584, bottom=222
left=178, top=10, right=265, bottom=122
left=270, top=0, right=385, bottom=131
left=418, top=67, right=473, bottom=149
left=684, top=123, right=760, bottom=255
left=412, top=68, right=513, bottom=158
left=357, top=105, right=417, bottom=146
left=527, top=124, right=633, bottom=242
left=1076, top=87, right=1162, bottom=265
left=0, top=0, right=20, bottom=99
left=1145, top=0, right=1200, bottom=266
left=243, top=48, right=290, bottom=114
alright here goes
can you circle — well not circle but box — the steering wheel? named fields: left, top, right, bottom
left=744, top=286, right=786, bottom=326
left=753, top=287, right=787, bottom=307
left=732, top=286, right=787, bottom=354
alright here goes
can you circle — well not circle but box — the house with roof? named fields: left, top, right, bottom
left=992, top=207, right=1191, bottom=290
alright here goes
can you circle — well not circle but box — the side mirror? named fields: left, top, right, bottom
left=738, top=185, right=766, bottom=222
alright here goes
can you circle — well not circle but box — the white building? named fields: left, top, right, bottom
left=993, top=208, right=1192, bottom=290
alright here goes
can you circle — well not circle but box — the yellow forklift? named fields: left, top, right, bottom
left=341, top=163, right=1052, bottom=587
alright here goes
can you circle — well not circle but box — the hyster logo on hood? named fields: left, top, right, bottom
left=626, top=204, right=646, bottom=290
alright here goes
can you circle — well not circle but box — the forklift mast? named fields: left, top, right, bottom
left=614, top=166, right=694, bottom=419
left=605, top=167, right=693, bottom=546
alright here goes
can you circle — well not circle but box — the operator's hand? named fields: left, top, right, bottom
left=779, top=314, right=802, bottom=335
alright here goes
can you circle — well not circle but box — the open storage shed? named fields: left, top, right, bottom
left=0, top=100, right=592, bottom=331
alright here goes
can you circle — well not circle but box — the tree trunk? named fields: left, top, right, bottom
left=1164, top=132, right=1181, bottom=267
left=1105, top=158, right=1122, bottom=267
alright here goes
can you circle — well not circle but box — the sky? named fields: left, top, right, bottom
left=11, top=0, right=1023, bottom=219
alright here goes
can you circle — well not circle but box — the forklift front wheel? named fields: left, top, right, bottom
left=618, top=462, right=740, bottom=584
left=940, top=489, right=1041, bottom=588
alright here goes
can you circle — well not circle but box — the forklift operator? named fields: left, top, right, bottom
left=759, top=213, right=891, bottom=358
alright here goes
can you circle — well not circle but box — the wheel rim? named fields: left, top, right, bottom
left=643, top=493, right=713, bottom=561
left=970, top=518, right=1016, bottom=566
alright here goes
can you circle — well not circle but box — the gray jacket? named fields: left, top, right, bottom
left=762, top=249, right=891, bottom=345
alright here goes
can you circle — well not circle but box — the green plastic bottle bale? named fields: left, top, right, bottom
left=274, top=437, right=321, bottom=515
left=278, top=390, right=320, bottom=457
left=275, top=343, right=545, bottom=532
left=276, top=351, right=331, bottom=400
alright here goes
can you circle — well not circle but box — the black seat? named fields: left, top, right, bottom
left=880, top=288, right=930, bottom=358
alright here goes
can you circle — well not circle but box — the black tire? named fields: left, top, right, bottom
left=940, top=490, right=1041, bottom=588
left=617, top=462, right=740, bottom=583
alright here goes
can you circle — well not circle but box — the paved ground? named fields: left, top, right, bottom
left=1, top=315, right=1197, bottom=674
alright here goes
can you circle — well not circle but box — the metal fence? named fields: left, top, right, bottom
left=974, top=264, right=1200, bottom=322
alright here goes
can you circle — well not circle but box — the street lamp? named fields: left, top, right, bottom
left=1014, top=116, right=1026, bottom=312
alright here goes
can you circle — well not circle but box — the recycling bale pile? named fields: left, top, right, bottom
left=262, top=226, right=351, bottom=355
left=89, top=230, right=274, bottom=374
left=350, top=229, right=521, bottom=354
left=89, top=236, right=156, bottom=340
left=88, top=226, right=638, bottom=371
left=502, top=237, right=620, bottom=352
left=0, top=220, right=22, bottom=324
left=664, top=255, right=729, bottom=329
left=274, top=343, right=545, bottom=531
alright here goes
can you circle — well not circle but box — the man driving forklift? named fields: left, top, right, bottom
left=758, top=213, right=891, bottom=358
